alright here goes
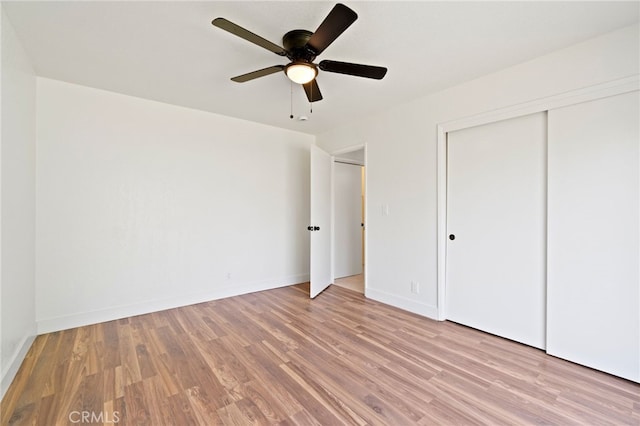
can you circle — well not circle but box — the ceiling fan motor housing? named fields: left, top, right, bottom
left=283, top=30, right=317, bottom=62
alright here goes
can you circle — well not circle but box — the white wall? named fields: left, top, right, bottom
left=0, top=8, right=37, bottom=397
left=335, top=149, right=364, bottom=165
left=316, top=24, right=640, bottom=318
left=36, top=78, right=313, bottom=332
left=334, top=162, right=362, bottom=278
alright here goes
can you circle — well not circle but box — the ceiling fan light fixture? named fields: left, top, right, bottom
left=285, top=62, right=317, bottom=84
left=213, top=3, right=385, bottom=103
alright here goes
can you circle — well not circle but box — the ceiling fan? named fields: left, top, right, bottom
left=212, top=3, right=387, bottom=103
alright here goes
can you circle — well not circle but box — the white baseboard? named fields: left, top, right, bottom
left=37, top=273, right=309, bottom=334
left=365, top=287, right=439, bottom=320
left=1, top=330, right=36, bottom=401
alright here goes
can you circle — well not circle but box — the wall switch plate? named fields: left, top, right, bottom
left=411, top=281, right=419, bottom=294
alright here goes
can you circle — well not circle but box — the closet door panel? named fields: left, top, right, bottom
left=547, top=90, right=639, bottom=382
left=446, top=112, right=547, bottom=349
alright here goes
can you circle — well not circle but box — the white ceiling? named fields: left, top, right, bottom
left=3, top=1, right=639, bottom=135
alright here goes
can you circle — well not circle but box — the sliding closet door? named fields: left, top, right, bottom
left=547, top=91, right=639, bottom=382
left=446, top=112, right=547, bottom=349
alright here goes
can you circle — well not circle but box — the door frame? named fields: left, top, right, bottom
left=435, top=75, right=639, bottom=321
left=330, top=143, right=367, bottom=294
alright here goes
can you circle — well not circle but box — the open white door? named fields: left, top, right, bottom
left=309, top=145, right=332, bottom=298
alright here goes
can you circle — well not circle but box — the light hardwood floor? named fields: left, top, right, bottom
left=333, top=274, right=364, bottom=293
left=2, top=283, right=639, bottom=425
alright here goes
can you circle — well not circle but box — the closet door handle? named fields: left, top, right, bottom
left=449, top=234, right=455, bottom=240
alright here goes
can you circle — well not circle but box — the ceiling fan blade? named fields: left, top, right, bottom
left=212, top=18, right=287, bottom=56
left=319, top=60, right=387, bottom=80
left=231, top=65, right=285, bottom=83
left=306, top=4, right=358, bottom=55
left=303, top=79, right=323, bottom=102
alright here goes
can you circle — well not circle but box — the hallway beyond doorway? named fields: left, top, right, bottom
left=333, top=274, right=364, bottom=293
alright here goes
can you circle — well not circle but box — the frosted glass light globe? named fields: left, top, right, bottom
left=286, top=63, right=317, bottom=84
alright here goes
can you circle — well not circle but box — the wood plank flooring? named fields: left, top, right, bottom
left=333, top=274, right=364, bottom=293
left=2, top=283, right=639, bottom=425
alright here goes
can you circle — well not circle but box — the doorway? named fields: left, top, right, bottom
left=332, top=147, right=365, bottom=294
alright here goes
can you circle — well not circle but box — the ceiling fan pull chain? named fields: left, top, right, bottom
left=290, top=80, right=294, bottom=119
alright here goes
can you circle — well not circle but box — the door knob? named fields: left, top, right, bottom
left=307, top=226, right=313, bottom=231
left=449, top=234, right=455, bottom=240
left=314, top=226, right=320, bottom=231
